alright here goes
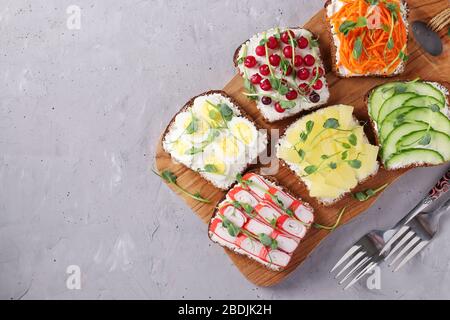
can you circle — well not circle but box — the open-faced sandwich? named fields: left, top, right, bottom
left=367, top=80, right=450, bottom=169
left=326, top=0, right=409, bottom=77
left=209, top=172, right=314, bottom=271
left=276, top=105, right=380, bottom=206
left=162, top=91, right=267, bottom=190
left=234, top=27, right=330, bottom=122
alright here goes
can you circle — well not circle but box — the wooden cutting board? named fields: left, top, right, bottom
left=155, top=0, right=450, bottom=286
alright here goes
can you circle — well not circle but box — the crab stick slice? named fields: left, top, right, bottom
left=209, top=217, right=291, bottom=269
left=290, top=201, right=314, bottom=224
left=217, top=203, right=247, bottom=228
left=276, top=215, right=307, bottom=239
left=243, top=173, right=315, bottom=225
left=241, top=172, right=270, bottom=200
left=254, top=202, right=307, bottom=239
left=266, top=249, right=291, bottom=268
left=209, top=219, right=252, bottom=250
left=238, top=235, right=291, bottom=268
left=264, top=186, right=293, bottom=209
left=243, top=219, right=299, bottom=254
left=227, top=186, right=259, bottom=208
left=264, top=187, right=314, bottom=224
left=209, top=217, right=237, bottom=245
left=254, top=202, right=281, bottom=223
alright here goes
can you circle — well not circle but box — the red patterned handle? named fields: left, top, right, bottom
left=400, top=168, right=450, bottom=225
left=428, top=169, right=450, bottom=199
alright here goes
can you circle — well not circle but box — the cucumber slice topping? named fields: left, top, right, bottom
left=381, top=122, right=429, bottom=161
left=396, top=129, right=450, bottom=161
left=386, top=149, right=444, bottom=169
left=403, top=96, right=444, bottom=110
left=379, top=106, right=416, bottom=142
left=368, top=81, right=449, bottom=168
left=368, top=81, right=446, bottom=121
left=377, top=93, right=417, bottom=124
left=403, top=107, right=450, bottom=136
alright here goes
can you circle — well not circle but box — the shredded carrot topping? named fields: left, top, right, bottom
left=328, top=0, right=407, bottom=75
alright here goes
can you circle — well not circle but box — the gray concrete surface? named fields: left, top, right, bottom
left=0, top=0, right=449, bottom=300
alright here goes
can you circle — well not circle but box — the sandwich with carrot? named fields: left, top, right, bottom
left=325, top=0, right=409, bottom=77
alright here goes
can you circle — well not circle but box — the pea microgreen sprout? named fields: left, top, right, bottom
left=353, top=183, right=389, bottom=202
left=219, top=214, right=278, bottom=250
left=313, top=206, right=347, bottom=231
left=236, top=174, right=311, bottom=227
left=152, top=168, right=211, bottom=203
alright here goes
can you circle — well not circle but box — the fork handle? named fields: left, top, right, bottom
left=399, top=168, right=450, bottom=225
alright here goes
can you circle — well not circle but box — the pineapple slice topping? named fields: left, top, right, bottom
left=277, top=105, right=379, bottom=203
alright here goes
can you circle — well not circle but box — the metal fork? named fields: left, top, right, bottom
left=331, top=168, right=450, bottom=290
left=384, top=196, right=450, bottom=272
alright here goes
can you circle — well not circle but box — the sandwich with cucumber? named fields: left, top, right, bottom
left=367, top=80, right=450, bottom=170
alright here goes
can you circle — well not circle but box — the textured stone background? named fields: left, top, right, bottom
left=0, top=0, right=449, bottom=299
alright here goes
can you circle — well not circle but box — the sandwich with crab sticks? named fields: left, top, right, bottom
left=208, top=172, right=314, bottom=271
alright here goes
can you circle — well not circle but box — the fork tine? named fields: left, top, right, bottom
left=338, top=256, right=371, bottom=284
left=380, top=225, right=410, bottom=256
left=389, top=236, right=421, bottom=267
left=393, top=240, right=429, bottom=272
left=344, top=261, right=378, bottom=290
left=384, top=230, right=415, bottom=260
left=335, top=251, right=366, bottom=278
left=330, top=245, right=361, bottom=273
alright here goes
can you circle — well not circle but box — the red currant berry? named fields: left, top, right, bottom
left=304, top=54, right=315, bottom=66
left=283, top=65, right=293, bottom=76
left=274, top=102, right=285, bottom=113
left=259, top=64, right=270, bottom=76
left=269, top=54, right=281, bottom=67
left=297, top=67, right=310, bottom=80
left=261, top=96, right=272, bottom=105
left=267, top=36, right=279, bottom=49
left=255, top=45, right=266, bottom=56
left=297, top=36, right=309, bottom=49
left=281, top=30, right=296, bottom=44
left=312, top=79, right=323, bottom=90
left=294, top=55, right=303, bottom=67
left=260, top=79, right=272, bottom=91
left=298, top=83, right=311, bottom=95
left=283, top=46, right=293, bottom=58
left=250, top=73, right=262, bottom=85
left=286, top=90, right=298, bottom=100
left=312, top=66, right=324, bottom=77
left=244, top=55, right=257, bottom=68
left=309, top=91, right=320, bottom=103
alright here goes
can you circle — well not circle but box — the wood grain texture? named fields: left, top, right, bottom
left=155, top=0, right=450, bottom=286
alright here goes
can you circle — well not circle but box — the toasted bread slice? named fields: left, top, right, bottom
left=325, top=0, right=409, bottom=78
left=276, top=105, right=380, bottom=206
left=234, top=27, right=330, bottom=122
left=162, top=91, right=268, bottom=190
left=208, top=171, right=314, bottom=271
left=365, top=80, right=450, bottom=170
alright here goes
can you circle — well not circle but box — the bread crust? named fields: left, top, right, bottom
left=207, top=169, right=314, bottom=272
left=324, top=0, right=409, bottom=78
left=161, top=90, right=267, bottom=190
left=277, top=157, right=380, bottom=207
left=364, top=80, right=450, bottom=171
